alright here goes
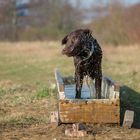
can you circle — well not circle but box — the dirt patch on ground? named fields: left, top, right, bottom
left=0, top=123, right=140, bottom=140
left=0, top=81, right=139, bottom=140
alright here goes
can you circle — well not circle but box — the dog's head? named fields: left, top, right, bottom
left=61, top=29, right=92, bottom=57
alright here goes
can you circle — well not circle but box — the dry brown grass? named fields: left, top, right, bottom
left=1, top=41, right=139, bottom=89
left=103, top=44, right=140, bottom=91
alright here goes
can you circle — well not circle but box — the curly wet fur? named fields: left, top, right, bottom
left=62, top=29, right=102, bottom=99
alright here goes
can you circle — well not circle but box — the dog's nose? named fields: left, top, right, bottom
left=62, top=48, right=66, bottom=54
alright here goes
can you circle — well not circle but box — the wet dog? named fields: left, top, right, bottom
left=62, top=29, right=102, bottom=99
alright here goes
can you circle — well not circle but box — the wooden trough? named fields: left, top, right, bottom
left=55, top=69, right=120, bottom=125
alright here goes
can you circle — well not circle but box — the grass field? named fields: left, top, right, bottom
left=0, top=41, right=140, bottom=139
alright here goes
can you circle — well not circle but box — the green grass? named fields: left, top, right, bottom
left=36, top=86, right=50, bottom=99
left=0, top=88, right=6, bottom=98
left=0, top=42, right=140, bottom=131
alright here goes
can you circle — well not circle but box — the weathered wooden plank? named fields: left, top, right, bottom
left=55, top=69, right=65, bottom=99
left=59, top=99, right=120, bottom=124
left=102, top=76, right=120, bottom=99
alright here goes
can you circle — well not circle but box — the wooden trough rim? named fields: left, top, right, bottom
left=55, top=69, right=120, bottom=100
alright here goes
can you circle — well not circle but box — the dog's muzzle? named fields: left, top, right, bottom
left=62, top=48, right=73, bottom=57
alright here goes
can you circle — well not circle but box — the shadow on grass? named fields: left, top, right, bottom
left=120, top=86, right=140, bottom=128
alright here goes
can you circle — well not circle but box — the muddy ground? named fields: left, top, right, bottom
left=0, top=123, right=140, bottom=140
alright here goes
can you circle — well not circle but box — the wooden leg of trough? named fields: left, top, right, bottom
left=122, top=110, right=134, bottom=128
left=50, top=111, right=62, bottom=127
left=50, top=111, right=59, bottom=126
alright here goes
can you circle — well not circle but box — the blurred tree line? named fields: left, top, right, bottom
left=89, top=1, right=140, bottom=45
left=0, top=0, right=140, bottom=45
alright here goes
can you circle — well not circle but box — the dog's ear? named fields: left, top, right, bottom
left=83, top=29, right=92, bottom=35
left=62, top=35, right=68, bottom=45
